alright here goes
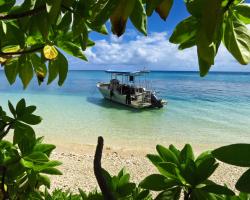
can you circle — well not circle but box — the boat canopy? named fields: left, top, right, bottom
left=105, top=70, right=150, bottom=76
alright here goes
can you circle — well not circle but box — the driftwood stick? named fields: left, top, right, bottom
left=94, top=136, right=115, bottom=200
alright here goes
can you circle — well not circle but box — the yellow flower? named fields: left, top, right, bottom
left=43, top=45, right=58, bottom=60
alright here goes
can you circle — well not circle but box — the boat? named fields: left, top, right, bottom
left=97, top=70, right=167, bottom=109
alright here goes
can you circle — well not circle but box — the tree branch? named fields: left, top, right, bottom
left=0, top=46, right=44, bottom=56
left=0, top=4, right=74, bottom=21
left=0, top=5, right=46, bottom=20
left=94, top=137, right=115, bottom=200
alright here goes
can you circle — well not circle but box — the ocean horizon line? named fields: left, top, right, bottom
left=66, top=69, right=250, bottom=74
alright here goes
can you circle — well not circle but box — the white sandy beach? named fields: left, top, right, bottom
left=49, top=142, right=245, bottom=194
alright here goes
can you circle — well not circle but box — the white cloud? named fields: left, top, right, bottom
left=70, top=32, right=250, bottom=72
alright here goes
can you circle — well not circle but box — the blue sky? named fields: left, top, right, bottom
left=16, top=0, right=250, bottom=71
left=71, top=0, right=250, bottom=72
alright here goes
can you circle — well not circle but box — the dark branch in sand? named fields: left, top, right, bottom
left=94, top=136, right=115, bottom=200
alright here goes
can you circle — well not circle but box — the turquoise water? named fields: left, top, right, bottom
left=1, top=71, right=250, bottom=148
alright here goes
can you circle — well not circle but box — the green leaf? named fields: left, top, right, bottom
left=198, top=52, right=212, bottom=77
left=25, top=105, right=36, bottom=114
left=135, top=189, right=150, bottom=200
left=140, top=174, right=176, bottom=191
left=16, top=98, right=26, bottom=117
left=196, top=0, right=223, bottom=77
left=27, top=170, right=37, bottom=188
left=1, top=20, right=7, bottom=34
left=4, top=58, right=19, bottom=85
left=191, top=188, right=219, bottom=200
left=31, top=53, right=47, bottom=85
left=118, top=174, right=130, bottom=187
left=118, top=167, right=127, bottom=178
left=20, top=113, right=42, bottom=125
left=155, top=187, right=181, bottom=200
left=180, top=144, right=194, bottom=163
left=117, top=183, right=136, bottom=197
left=157, top=162, right=179, bottom=180
left=110, top=0, right=135, bottom=36
left=169, top=144, right=181, bottom=159
left=212, top=144, right=250, bottom=167
left=1, top=22, right=25, bottom=47
left=236, top=169, right=250, bottom=193
left=238, top=192, right=250, bottom=200
left=46, top=0, right=62, bottom=24
left=37, top=174, right=51, bottom=189
left=47, top=60, right=59, bottom=84
left=2, top=45, right=20, bottom=53
left=72, top=14, right=88, bottom=38
left=33, top=160, right=62, bottom=171
left=14, top=123, right=36, bottom=155
left=234, top=3, right=250, bottom=25
left=35, top=12, right=50, bottom=39
left=195, top=151, right=213, bottom=166
left=201, top=184, right=235, bottom=196
left=97, top=24, right=108, bottom=35
left=156, top=145, right=179, bottom=164
left=18, top=58, right=34, bottom=89
left=86, top=22, right=108, bottom=35
left=8, top=100, right=16, bottom=117
left=92, top=0, right=120, bottom=27
left=181, top=159, right=197, bottom=185
left=78, top=188, right=88, bottom=199
left=57, top=41, right=87, bottom=61
left=195, top=157, right=219, bottom=184
left=155, top=0, right=173, bottom=21
left=75, top=0, right=92, bottom=18
left=223, top=14, right=250, bottom=65
left=0, top=0, right=15, bottom=13
left=146, top=154, right=163, bottom=167
left=146, top=0, right=162, bottom=16
left=197, top=0, right=223, bottom=64
left=185, top=0, right=205, bottom=18
left=33, top=144, right=56, bottom=157
left=169, top=16, right=198, bottom=45
left=130, top=0, right=147, bottom=36
left=24, top=152, right=49, bottom=163
left=57, top=12, right=72, bottom=31
left=56, top=50, right=68, bottom=86
left=178, top=36, right=196, bottom=50
left=41, top=167, right=62, bottom=175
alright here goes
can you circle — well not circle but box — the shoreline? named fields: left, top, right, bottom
left=49, top=141, right=245, bottom=194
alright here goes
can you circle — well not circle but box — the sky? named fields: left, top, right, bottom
left=17, top=0, right=250, bottom=72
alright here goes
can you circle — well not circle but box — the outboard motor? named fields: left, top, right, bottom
left=151, top=93, right=163, bottom=108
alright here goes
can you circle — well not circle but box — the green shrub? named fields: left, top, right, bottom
left=213, top=144, right=250, bottom=193
left=102, top=168, right=152, bottom=200
left=140, top=144, right=235, bottom=199
left=0, top=99, right=62, bottom=200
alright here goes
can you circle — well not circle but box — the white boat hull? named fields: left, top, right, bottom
left=97, top=83, right=164, bottom=109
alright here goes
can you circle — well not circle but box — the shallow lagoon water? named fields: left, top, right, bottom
left=0, top=71, right=250, bottom=149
